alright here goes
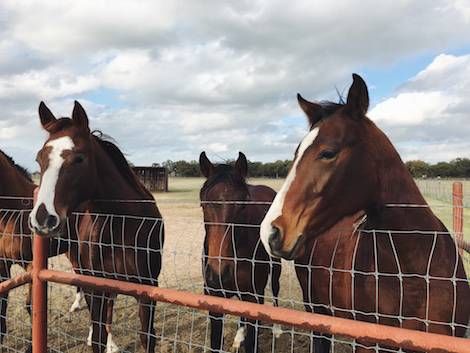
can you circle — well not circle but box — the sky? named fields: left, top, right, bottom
left=1, top=0, right=470, bottom=170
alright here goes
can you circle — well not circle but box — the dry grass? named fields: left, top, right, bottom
left=2, top=177, right=468, bottom=353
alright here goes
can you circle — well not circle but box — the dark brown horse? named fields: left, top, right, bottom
left=0, top=150, right=35, bottom=345
left=261, top=74, right=469, bottom=352
left=199, top=152, right=282, bottom=353
left=29, top=101, right=164, bottom=353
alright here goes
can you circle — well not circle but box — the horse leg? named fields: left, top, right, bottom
left=138, top=297, right=156, bottom=353
left=231, top=317, right=246, bottom=351
left=84, top=290, right=108, bottom=353
left=0, top=261, right=11, bottom=345
left=69, top=287, right=86, bottom=313
left=270, top=260, right=282, bottom=338
left=24, top=263, right=33, bottom=317
left=239, top=293, right=263, bottom=353
left=313, top=306, right=331, bottom=353
left=303, top=303, right=331, bottom=353
left=84, top=293, right=118, bottom=353
left=209, top=311, right=224, bottom=352
left=103, top=293, right=119, bottom=353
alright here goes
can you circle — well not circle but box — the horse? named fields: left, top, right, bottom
left=199, top=152, right=282, bottom=353
left=0, top=149, right=112, bottom=352
left=260, top=74, right=470, bottom=352
left=29, top=101, right=165, bottom=353
left=0, top=150, right=35, bottom=346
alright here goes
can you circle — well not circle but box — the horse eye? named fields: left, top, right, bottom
left=318, top=150, right=337, bottom=160
left=73, top=154, right=85, bottom=164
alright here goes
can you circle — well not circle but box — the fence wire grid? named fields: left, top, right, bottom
left=0, top=183, right=469, bottom=353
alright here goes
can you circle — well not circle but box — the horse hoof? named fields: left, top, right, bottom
left=87, top=325, right=93, bottom=346
left=272, top=324, right=283, bottom=338
left=70, top=291, right=85, bottom=313
left=106, top=333, right=120, bottom=353
left=231, top=326, right=246, bottom=350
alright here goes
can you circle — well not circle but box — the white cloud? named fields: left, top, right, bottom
left=369, top=53, right=470, bottom=162
left=0, top=68, right=100, bottom=100
left=370, top=91, right=457, bottom=125
left=0, top=1, right=469, bottom=169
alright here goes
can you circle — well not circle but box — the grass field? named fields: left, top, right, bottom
left=3, top=177, right=469, bottom=353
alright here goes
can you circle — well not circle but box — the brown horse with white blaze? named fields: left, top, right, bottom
left=260, top=74, right=469, bottom=352
left=0, top=150, right=88, bottom=352
left=199, top=152, right=282, bottom=353
left=29, top=101, right=164, bottom=353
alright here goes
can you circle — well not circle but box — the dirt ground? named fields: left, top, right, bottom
left=2, top=177, right=468, bottom=353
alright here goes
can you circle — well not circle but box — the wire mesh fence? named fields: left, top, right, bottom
left=0, top=179, right=469, bottom=353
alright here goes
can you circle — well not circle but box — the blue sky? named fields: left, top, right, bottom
left=1, top=1, right=470, bottom=170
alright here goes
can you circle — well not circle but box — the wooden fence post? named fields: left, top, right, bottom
left=452, top=182, right=463, bottom=256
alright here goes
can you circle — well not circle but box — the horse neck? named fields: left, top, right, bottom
left=0, top=158, right=34, bottom=194
left=366, top=127, right=444, bottom=233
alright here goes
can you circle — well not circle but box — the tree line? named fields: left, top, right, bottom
left=158, top=159, right=293, bottom=178
left=405, top=158, right=470, bottom=178
left=155, top=158, right=470, bottom=179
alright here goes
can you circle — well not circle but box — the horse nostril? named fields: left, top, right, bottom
left=268, top=226, right=282, bottom=250
left=46, top=214, right=59, bottom=229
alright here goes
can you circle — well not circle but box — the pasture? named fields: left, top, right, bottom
left=4, top=177, right=469, bottom=353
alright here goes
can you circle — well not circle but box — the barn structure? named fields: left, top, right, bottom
left=132, top=166, right=169, bottom=192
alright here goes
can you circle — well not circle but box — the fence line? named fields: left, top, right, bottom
left=0, top=181, right=468, bottom=352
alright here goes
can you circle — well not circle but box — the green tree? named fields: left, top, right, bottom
left=405, top=160, right=430, bottom=178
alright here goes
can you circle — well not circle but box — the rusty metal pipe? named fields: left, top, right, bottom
left=32, top=236, right=49, bottom=353
left=0, top=271, right=31, bottom=294
left=39, top=269, right=469, bottom=353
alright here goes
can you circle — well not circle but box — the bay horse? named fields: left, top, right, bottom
left=260, top=74, right=470, bottom=352
left=0, top=150, right=35, bottom=346
left=29, top=101, right=165, bottom=353
left=199, top=152, right=282, bottom=353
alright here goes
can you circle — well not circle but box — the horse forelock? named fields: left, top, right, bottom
left=200, top=165, right=248, bottom=201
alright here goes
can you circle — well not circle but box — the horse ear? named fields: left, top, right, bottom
left=38, top=101, right=57, bottom=131
left=346, top=73, right=369, bottom=116
left=72, top=101, right=90, bottom=131
left=297, top=94, right=322, bottom=127
left=235, top=152, right=248, bottom=178
left=199, top=151, right=214, bottom=178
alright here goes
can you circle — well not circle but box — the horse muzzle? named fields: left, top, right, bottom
left=204, top=264, right=234, bottom=290
left=28, top=213, right=62, bottom=237
left=267, top=226, right=305, bottom=260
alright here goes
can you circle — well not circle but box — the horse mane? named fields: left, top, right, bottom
left=200, top=164, right=248, bottom=197
left=92, top=131, right=153, bottom=199
left=0, top=149, right=32, bottom=182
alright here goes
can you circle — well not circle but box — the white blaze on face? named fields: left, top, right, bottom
left=260, top=127, right=319, bottom=256
left=30, top=136, right=75, bottom=230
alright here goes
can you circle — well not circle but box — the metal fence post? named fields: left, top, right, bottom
left=32, top=234, right=49, bottom=353
left=452, top=182, right=464, bottom=256
left=31, top=187, right=48, bottom=353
